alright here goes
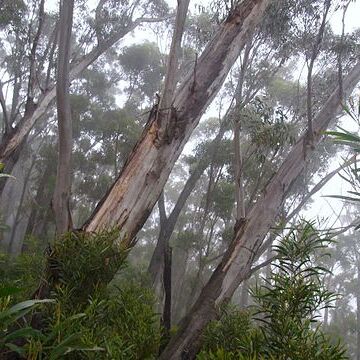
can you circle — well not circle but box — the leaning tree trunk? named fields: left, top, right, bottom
left=148, top=119, right=228, bottom=290
left=52, top=0, right=74, bottom=234
left=158, top=62, right=360, bottom=360
left=82, top=0, right=272, bottom=248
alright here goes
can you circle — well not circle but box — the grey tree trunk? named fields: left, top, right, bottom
left=147, top=0, right=190, bottom=308
left=8, top=157, right=35, bottom=254
left=52, top=0, right=74, bottom=234
left=159, top=62, right=360, bottom=360
left=172, top=246, right=189, bottom=323
left=25, top=160, right=54, bottom=238
left=234, top=120, right=245, bottom=220
left=0, top=149, right=29, bottom=252
left=163, top=244, right=172, bottom=332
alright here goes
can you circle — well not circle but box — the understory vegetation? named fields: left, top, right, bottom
left=0, top=222, right=348, bottom=359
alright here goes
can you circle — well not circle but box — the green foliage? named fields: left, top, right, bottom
left=119, top=42, right=165, bottom=99
left=47, top=229, right=127, bottom=308
left=186, top=11, right=218, bottom=49
left=43, top=231, right=160, bottom=359
left=242, top=97, right=296, bottom=153
left=198, top=221, right=348, bottom=360
left=326, top=120, right=360, bottom=211
left=0, top=285, right=53, bottom=358
left=58, top=284, right=159, bottom=359
left=0, top=230, right=160, bottom=359
left=210, top=181, right=235, bottom=221
left=0, top=0, right=26, bottom=29
left=25, top=282, right=159, bottom=360
left=327, top=127, right=360, bottom=152
left=199, top=306, right=263, bottom=357
left=251, top=220, right=347, bottom=360
left=0, top=237, right=46, bottom=301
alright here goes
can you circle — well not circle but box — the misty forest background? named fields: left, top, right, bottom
left=1, top=0, right=360, bottom=359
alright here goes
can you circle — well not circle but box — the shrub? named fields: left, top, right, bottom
left=1, top=230, right=160, bottom=359
left=197, top=220, right=348, bottom=360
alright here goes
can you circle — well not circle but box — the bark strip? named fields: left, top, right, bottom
left=83, top=0, right=272, bottom=247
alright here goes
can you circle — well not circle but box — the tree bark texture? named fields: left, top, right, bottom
left=83, top=0, right=273, bottom=248
left=52, top=0, right=74, bottom=234
left=159, top=62, right=360, bottom=360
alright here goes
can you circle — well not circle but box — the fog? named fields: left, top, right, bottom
left=0, top=0, right=360, bottom=359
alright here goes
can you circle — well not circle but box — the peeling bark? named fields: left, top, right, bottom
left=147, top=0, right=189, bottom=310
left=83, top=0, right=272, bottom=247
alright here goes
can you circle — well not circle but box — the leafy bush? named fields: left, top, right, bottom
left=1, top=230, right=160, bottom=359
left=46, top=229, right=127, bottom=308
left=197, top=306, right=266, bottom=360
left=0, top=237, right=46, bottom=302
left=197, top=220, right=348, bottom=360
left=66, top=284, right=159, bottom=359
left=0, top=285, right=52, bottom=358
left=251, top=220, right=347, bottom=360
left=199, top=306, right=263, bottom=355
left=24, top=282, right=159, bottom=360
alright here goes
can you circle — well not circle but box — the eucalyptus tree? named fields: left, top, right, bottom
left=23, top=47, right=155, bottom=237
left=3, top=0, right=360, bottom=357
left=117, top=0, right=295, bottom=306
left=52, top=0, right=75, bottom=234
left=142, top=0, right=358, bottom=346
left=3, top=39, right=160, bottom=251
left=82, top=0, right=272, bottom=242
left=0, top=0, right=169, bottom=189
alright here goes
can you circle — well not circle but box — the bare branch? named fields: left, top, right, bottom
left=248, top=255, right=276, bottom=277
left=286, top=155, right=357, bottom=222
